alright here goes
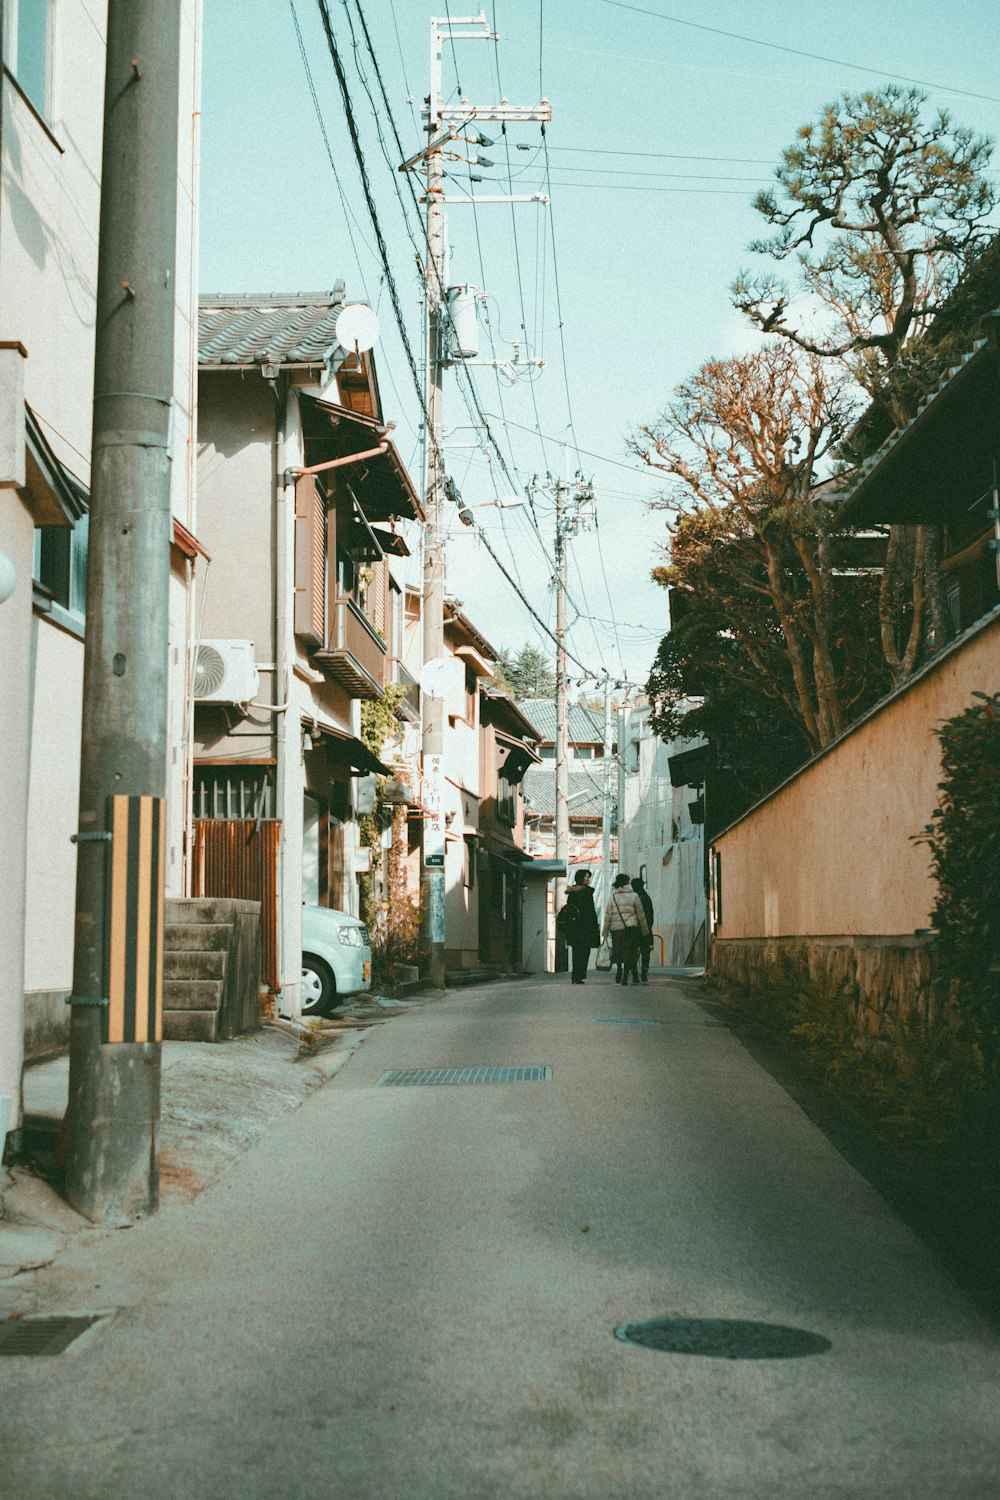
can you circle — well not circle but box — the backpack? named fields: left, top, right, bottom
left=555, top=903, right=578, bottom=940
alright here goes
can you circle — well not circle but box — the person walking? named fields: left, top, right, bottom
left=556, top=869, right=601, bottom=984
left=601, top=873, right=650, bottom=986
left=630, top=876, right=655, bottom=983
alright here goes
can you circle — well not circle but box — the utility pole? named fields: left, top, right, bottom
left=553, top=477, right=569, bottom=925
left=403, top=14, right=550, bottom=989
left=601, top=673, right=613, bottom=908
left=537, top=468, right=595, bottom=932
left=65, top=0, right=182, bottom=1223
left=617, top=689, right=630, bottom=878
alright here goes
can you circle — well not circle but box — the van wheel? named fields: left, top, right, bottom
left=301, top=954, right=335, bottom=1015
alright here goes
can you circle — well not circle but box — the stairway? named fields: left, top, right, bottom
left=163, top=898, right=262, bottom=1042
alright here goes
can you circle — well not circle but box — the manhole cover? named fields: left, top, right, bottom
left=0, top=1316, right=102, bottom=1357
left=593, top=1019, right=659, bottom=1026
left=376, top=1066, right=551, bottom=1087
left=614, top=1318, right=831, bottom=1360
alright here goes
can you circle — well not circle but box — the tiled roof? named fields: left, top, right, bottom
left=522, top=765, right=604, bottom=820
left=198, top=289, right=347, bottom=367
left=516, top=698, right=607, bottom=745
left=836, top=334, right=991, bottom=514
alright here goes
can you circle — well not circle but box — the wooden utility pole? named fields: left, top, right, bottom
left=65, top=0, right=182, bottom=1222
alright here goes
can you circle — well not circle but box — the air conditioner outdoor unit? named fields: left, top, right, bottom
left=192, top=639, right=259, bottom=704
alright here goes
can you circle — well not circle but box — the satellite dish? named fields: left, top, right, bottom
left=419, top=657, right=450, bottom=698
left=335, top=303, right=380, bottom=355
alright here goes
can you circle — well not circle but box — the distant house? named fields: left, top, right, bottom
left=478, top=692, right=541, bottom=970
left=194, top=289, right=423, bottom=1015
left=517, top=698, right=614, bottom=888
left=397, top=593, right=543, bottom=973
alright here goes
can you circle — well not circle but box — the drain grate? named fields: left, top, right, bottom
left=614, top=1317, right=831, bottom=1360
left=0, top=1316, right=102, bottom=1357
left=594, top=1019, right=659, bottom=1026
left=376, top=1066, right=551, bottom=1087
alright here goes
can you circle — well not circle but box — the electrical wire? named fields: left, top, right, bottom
left=547, top=145, right=775, bottom=163
left=289, top=0, right=375, bottom=288
left=600, top=0, right=1000, bottom=105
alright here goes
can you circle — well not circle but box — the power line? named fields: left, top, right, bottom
left=313, top=0, right=434, bottom=462
left=548, top=145, right=775, bottom=163
left=600, top=0, right=1000, bottom=106
left=484, top=413, right=659, bottom=479
left=288, top=0, right=374, bottom=289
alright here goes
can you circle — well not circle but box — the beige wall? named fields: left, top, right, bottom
left=195, top=375, right=277, bottom=665
left=715, top=611, right=1000, bottom=940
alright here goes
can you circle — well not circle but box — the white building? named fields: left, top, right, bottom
left=617, top=701, right=707, bottom=966
left=0, top=1, right=201, bottom=1140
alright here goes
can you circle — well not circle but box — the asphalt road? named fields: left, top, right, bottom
left=5, top=974, right=1000, bottom=1499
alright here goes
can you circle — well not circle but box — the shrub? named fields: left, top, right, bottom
left=921, top=691, right=1000, bottom=1066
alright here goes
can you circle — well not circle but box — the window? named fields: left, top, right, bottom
left=538, top=745, right=555, bottom=759
left=34, top=512, right=89, bottom=621
left=465, top=665, right=477, bottom=724
left=463, top=835, right=476, bottom=889
left=6, top=0, right=50, bottom=116
left=497, top=771, right=516, bottom=827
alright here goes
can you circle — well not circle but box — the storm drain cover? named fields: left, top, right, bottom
left=614, top=1318, right=831, bottom=1360
left=0, top=1316, right=102, bottom=1357
left=594, top=1019, right=659, bottom=1026
left=376, top=1066, right=551, bottom=1087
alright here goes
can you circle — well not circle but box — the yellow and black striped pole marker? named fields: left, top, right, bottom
left=105, top=795, right=165, bottom=1045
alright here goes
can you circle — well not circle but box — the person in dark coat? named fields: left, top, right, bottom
left=631, top=876, right=655, bottom=983
left=558, top=869, right=601, bottom=984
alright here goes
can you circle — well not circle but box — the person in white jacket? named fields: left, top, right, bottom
left=601, top=873, right=651, bottom=986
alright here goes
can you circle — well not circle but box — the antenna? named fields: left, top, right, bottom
left=334, top=303, right=381, bottom=357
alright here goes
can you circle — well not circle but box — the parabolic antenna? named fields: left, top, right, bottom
left=419, top=657, right=450, bottom=698
left=335, top=303, right=380, bottom=355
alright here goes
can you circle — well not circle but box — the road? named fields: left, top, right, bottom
left=5, top=974, right=1000, bottom=1499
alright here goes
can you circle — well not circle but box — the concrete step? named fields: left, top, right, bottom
left=163, top=1009, right=219, bottom=1043
left=165, top=898, right=242, bottom=926
left=163, top=950, right=227, bottom=982
left=162, top=978, right=223, bottom=1012
left=164, top=922, right=231, bottom=952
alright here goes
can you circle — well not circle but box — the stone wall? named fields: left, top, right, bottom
left=711, top=934, right=936, bottom=1040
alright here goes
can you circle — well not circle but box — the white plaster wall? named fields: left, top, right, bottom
left=23, top=619, right=85, bottom=992
left=3, top=0, right=203, bottom=1083
left=0, top=505, right=36, bottom=1127
left=618, top=708, right=706, bottom=965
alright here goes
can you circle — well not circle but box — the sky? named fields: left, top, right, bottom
left=198, top=0, right=1000, bottom=688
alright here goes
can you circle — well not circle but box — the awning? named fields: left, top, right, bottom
left=24, top=405, right=87, bottom=526
left=310, top=721, right=390, bottom=776
left=668, top=744, right=711, bottom=788
left=299, top=393, right=424, bottom=523
left=496, top=731, right=540, bottom=786
left=836, top=338, right=998, bottom=527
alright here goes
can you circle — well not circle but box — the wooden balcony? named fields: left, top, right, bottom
left=314, top=597, right=386, bottom=699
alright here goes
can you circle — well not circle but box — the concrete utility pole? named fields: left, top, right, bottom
left=601, top=673, right=613, bottom=905
left=539, top=470, right=595, bottom=925
left=404, top=13, right=550, bottom=988
left=553, top=478, right=569, bottom=923
left=66, top=0, right=182, bottom=1223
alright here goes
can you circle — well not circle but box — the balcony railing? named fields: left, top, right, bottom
left=392, top=659, right=420, bottom=720
left=314, top=596, right=386, bottom=699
